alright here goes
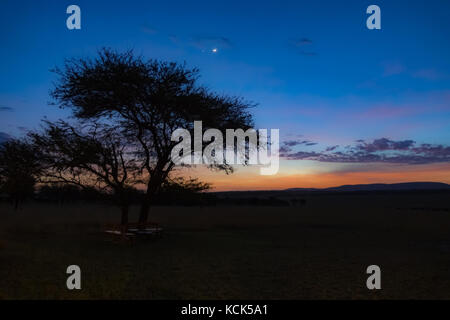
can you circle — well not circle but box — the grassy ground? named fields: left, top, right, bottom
left=0, top=193, right=449, bottom=299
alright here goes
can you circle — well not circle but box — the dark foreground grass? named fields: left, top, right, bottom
left=0, top=193, right=450, bottom=299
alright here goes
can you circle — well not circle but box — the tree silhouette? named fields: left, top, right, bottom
left=31, top=120, right=139, bottom=228
left=0, top=139, right=42, bottom=210
left=50, top=48, right=255, bottom=227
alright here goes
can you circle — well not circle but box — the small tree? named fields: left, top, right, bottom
left=31, top=120, right=139, bottom=228
left=0, top=139, right=42, bottom=210
left=161, top=177, right=211, bottom=193
left=157, top=177, right=211, bottom=206
left=51, top=48, right=255, bottom=227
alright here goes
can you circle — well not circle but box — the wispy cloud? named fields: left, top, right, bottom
left=382, top=62, right=405, bottom=76
left=288, top=37, right=318, bottom=56
left=189, top=35, right=233, bottom=51
left=283, top=139, right=318, bottom=147
left=280, top=139, right=318, bottom=153
left=412, top=68, right=448, bottom=81
left=356, top=138, right=415, bottom=152
left=325, top=145, right=339, bottom=152
left=290, top=38, right=313, bottom=46
left=0, top=106, right=13, bottom=112
left=165, top=33, right=233, bottom=53
left=281, top=137, right=450, bottom=164
left=139, top=24, right=231, bottom=53
left=381, top=62, right=448, bottom=81
left=141, top=26, right=158, bottom=35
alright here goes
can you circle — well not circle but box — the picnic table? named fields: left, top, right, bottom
left=104, top=222, right=163, bottom=240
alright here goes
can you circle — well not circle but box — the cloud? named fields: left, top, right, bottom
left=283, top=139, right=318, bottom=147
left=139, top=25, right=232, bottom=53
left=356, top=138, right=415, bottom=152
left=412, top=68, right=447, bottom=81
left=383, top=63, right=405, bottom=76
left=289, top=37, right=318, bottom=56
left=0, top=106, right=13, bottom=112
left=281, top=139, right=318, bottom=153
left=325, top=145, right=339, bottom=152
left=382, top=62, right=405, bottom=76
left=189, top=36, right=233, bottom=51
left=166, top=34, right=233, bottom=53
left=141, top=26, right=158, bottom=35
left=281, top=137, right=450, bottom=164
left=281, top=151, right=321, bottom=160
left=280, top=138, right=319, bottom=155
left=290, top=38, right=313, bottom=46
left=380, top=63, right=447, bottom=81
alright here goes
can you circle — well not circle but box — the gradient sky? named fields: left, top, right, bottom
left=1, top=0, right=450, bottom=190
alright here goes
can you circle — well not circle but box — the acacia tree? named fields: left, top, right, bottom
left=0, top=139, right=43, bottom=210
left=30, top=120, right=139, bottom=227
left=161, top=177, right=211, bottom=193
left=50, top=48, right=255, bottom=226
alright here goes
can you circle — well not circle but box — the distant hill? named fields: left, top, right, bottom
left=287, top=182, right=450, bottom=192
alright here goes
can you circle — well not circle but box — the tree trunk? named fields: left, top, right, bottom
left=138, top=198, right=151, bottom=229
left=121, top=205, right=129, bottom=225
left=120, top=205, right=129, bottom=236
left=138, top=177, right=160, bottom=228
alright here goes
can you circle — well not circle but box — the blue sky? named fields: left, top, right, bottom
left=1, top=0, right=449, bottom=189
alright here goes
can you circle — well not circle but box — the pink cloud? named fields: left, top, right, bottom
left=382, top=62, right=405, bottom=76
left=412, top=68, right=448, bottom=80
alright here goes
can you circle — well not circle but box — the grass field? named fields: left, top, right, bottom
left=0, top=193, right=449, bottom=299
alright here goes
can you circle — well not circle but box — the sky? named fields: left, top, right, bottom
left=1, top=0, right=450, bottom=190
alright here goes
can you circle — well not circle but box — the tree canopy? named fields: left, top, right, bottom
left=50, top=48, right=256, bottom=225
left=0, top=139, right=43, bottom=210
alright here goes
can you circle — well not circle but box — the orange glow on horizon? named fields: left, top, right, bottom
left=193, top=162, right=450, bottom=191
